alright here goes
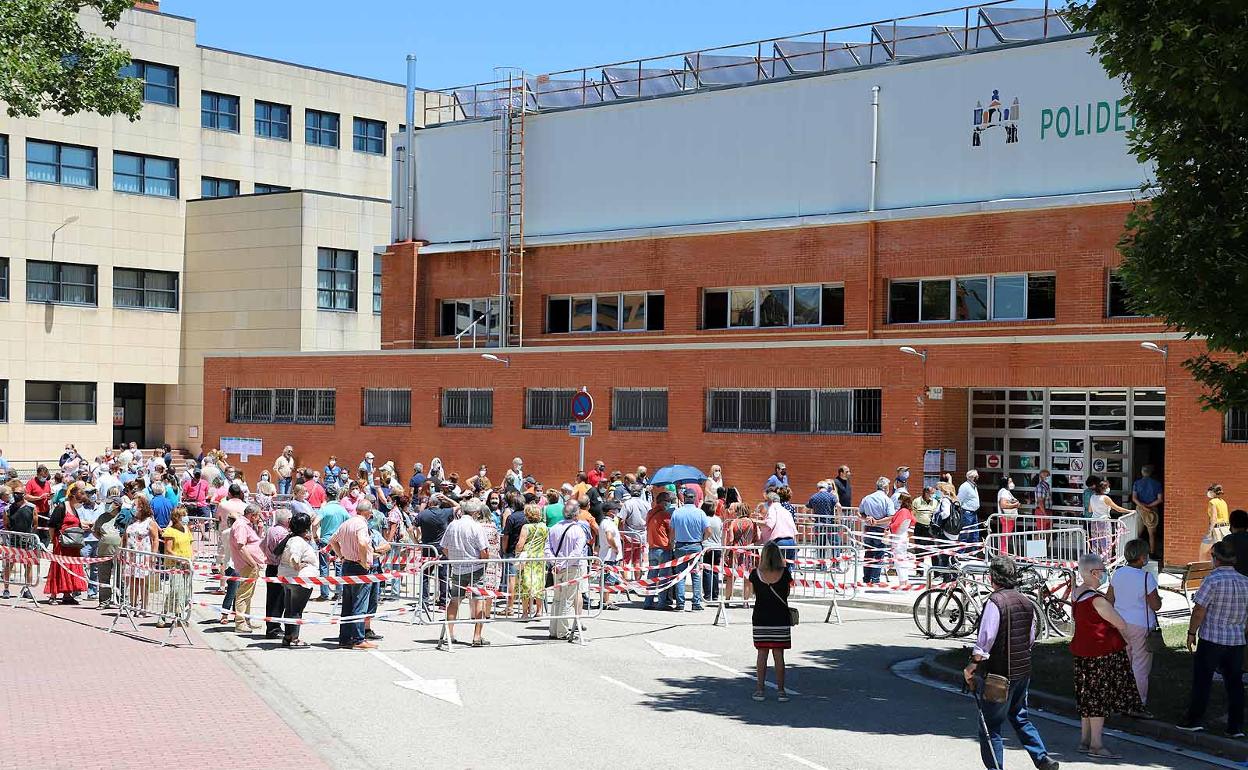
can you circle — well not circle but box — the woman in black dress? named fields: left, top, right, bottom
left=750, top=540, right=792, bottom=702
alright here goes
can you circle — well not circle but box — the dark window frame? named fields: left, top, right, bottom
left=888, top=273, right=1056, bottom=323
left=1107, top=268, right=1146, bottom=318
left=0, top=379, right=6, bottom=423
left=546, top=292, right=665, bottom=334
left=25, top=380, right=96, bottom=423
left=372, top=254, right=382, bottom=315
left=201, top=91, right=240, bottom=132
left=0, top=257, right=8, bottom=301
left=305, top=109, right=340, bottom=148
left=316, top=247, right=358, bottom=311
left=26, top=260, right=97, bottom=306
left=255, top=100, right=292, bottom=141
left=25, top=139, right=97, bottom=188
left=524, top=388, right=576, bottom=430
left=352, top=117, right=386, bottom=155
left=705, top=388, right=881, bottom=435
left=363, top=388, right=411, bottom=427
left=113, top=151, right=179, bottom=198
left=228, top=388, right=335, bottom=424
left=113, top=267, right=178, bottom=312
left=441, top=388, right=494, bottom=428
left=122, top=60, right=178, bottom=105
left=611, top=388, right=668, bottom=431
left=200, top=176, right=239, bottom=198
left=254, top=183, right=290, bottom=194
left=1226, top=408, right=1248, bottom=444
left=702, top=284, right=843, bottom=329
left=0, top=134, right=8, bottom=178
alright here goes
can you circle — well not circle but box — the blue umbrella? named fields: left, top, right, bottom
left=649, top=464, right=707, bottom=486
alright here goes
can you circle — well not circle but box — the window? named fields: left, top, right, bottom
left=201, top=177, right=239, bottom=198
left=114, top=152, right=178, bottom=198
left=706, top=388, right=881, bottom=434
left=442, top=389, right=494, bottom=428
left=703, top=284, right=843, bottom=329
left=1226, top=408, right=1248, bottom=443
left=228, top=388, right=335, bottom=424
left=120, top=60, right=178, bottom=105
left=0, top=380, right=6, bottom=423
left=353, top=117, right=386, bottom=155
left=114, top=267, right=178, bottom=311
left=1107, top=269, right=1146, bottom=318
left=546, top=293, right=664, bottom=333
left=255, top=183, right=290, bottom=194
left=26, top=139, right=96, bottom=188
left=316, top=247, right=357, bottom=311
left=255, top=101, right=291, bottom=140
left=0, top=257, right=8, bottom=300
left=201, top=91, right=240, bottom=132
left=372, top=254, right=382, bottom=314
left=889, top=274, right=1056, bottom=323
left=306, top=109, right=340, bottom=148
left=26, top=261, right=97, bottom=305
left=525, top=388, right=576, bottom=429
left=363, top=388, right=411, bottom=426
left=440, top=297, right=498, bottom=338
left=612, top=389, right=668, bottom=431
left=0, top=134, right=7, bottom=178
left=26, top=381, right=95, bottom=423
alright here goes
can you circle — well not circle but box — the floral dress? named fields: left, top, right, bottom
left=517, top=523, right=548, bottom=601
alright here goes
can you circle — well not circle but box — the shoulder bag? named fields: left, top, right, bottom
left=60, top=525, right=86, bottom=550
left=1143, top=571, right=1166, bottom=653
left=767, top=576, right=799, bottom=626
left=545, top=522, right=575, bottom=589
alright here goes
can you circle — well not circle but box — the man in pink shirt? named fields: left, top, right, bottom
left=229, top=503, right=267, bottom=633
left=329, top=502, right=376, bottom=650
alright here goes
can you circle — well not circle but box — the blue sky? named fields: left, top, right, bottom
left=163, top=0, right=943, bottom=88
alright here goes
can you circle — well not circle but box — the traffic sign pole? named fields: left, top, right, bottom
left=570, top=387, right=594, bottom=472
left=578, top=436, right=585, bottom=474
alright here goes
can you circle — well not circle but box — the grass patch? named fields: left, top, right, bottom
left=934, top=624, right=1227, bottom=727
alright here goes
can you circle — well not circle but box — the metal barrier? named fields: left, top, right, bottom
left=0, top=530, right=43, bottom=608
left=418, top=555, right=605, bottom=652
left=987, top=513, right=1130, bottom=565
left=187, top=516, right=220, bottom=566
left=108, top=547, right=194, bottom=646
left=984, top=527, right=1087, bottom=569
left=380, top=541, right=439, bottom=621
left=708, top=533, right=855, bottom=626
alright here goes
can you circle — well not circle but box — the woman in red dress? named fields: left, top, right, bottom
left=46, top=482, right=89, bottom=604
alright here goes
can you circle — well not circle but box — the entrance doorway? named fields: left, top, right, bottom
left=113, top=383, right=146, bottom=448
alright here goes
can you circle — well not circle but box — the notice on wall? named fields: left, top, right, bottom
left=220, top=437, right=263, bottom=458
left=943, top=449, right=957, bottom=472
left=923, top=449, right=942, bottom=473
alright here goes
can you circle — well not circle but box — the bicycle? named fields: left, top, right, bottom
left=912, top=563, right=1048, bottom=640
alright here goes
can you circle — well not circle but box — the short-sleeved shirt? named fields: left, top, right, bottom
left=416, top=507, right=454, bottom=546
left=150, top=495, right=175, bottom=528
left=442, top=516, right=489, bottom=574
left=1132, top=477, right=1162, bottom=505
left=806, top=490, right=839, bottom=522
left=501, top=509, right=527, bottom=557
left=646, top=510, right=672, bottom=550
left=671, top=504, right=707, bottom=544
left=1223, top=531, right=1248, bottom=579
left=544, top=502, right=565, bottom=529
left=162, top=525, right=194, bottom=559
left=6, top=503, right=35, bottom=533
left=599, top=517, right=622, bottom=561
left=1193, top=567, right=1248, bottom=646
left=1109, top=565, right=1158, bottom=628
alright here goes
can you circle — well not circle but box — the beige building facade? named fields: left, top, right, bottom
left=0, top=4, right=411, bottom=460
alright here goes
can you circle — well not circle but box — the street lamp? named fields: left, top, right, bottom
left=1141, top=341, right=1168, bottom=361
left=899, top=345, right=927, bottom=362
left=481, top=353, right=510, bottom=367
left=50, top=215, right=79, bottom=262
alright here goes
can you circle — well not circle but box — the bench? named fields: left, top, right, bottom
left=1159, top=561, right=1214, bottom=615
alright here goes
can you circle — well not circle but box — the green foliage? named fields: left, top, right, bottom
left=1066, top=0, right=1248, bottom=411
left=0, top=0, right=142, bottom=120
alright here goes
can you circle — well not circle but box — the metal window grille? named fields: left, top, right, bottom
left=851, top=388, right=882, bottom=434
left=816, top=389, right=852, bottom=433
left=1227, top=408, right=1248, bottom=443
left=364, top=388, right=411, bottom=426
left=611, top=389, right=668, bottom=431
left=775, top=389, right=812, bottom=432
left=229, top=388, right=334, bottom=424
left=706, top=388, right=881, bottom=434
left=442, top=389, right=493, bottom=428
left=524, top=388, right=575, bottom=429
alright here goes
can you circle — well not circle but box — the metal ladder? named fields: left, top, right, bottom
left=492, top=69, right=527, bottom=349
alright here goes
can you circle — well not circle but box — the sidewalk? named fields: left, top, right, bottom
left=0, top=601, right=329, bottom=770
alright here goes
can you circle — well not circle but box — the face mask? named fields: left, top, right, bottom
left=479, top=471, right=486, bottom=478
left=1007, top=482, right=1015, bottom=491
left=488, top=500, right=499, bottom=510
left=1208, top=491, right=1216, bottom=499
left=933, top=491, right=943, bottom=500
left=1098, top=570, right=1109, bottom=587
left=899, top=472, right=910, bottom=482
left=664, top=503, right=675, bottom=513
left=713, top=471, right=721, bottom=479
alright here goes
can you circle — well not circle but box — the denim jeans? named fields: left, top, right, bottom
left=773, top=536, right=797, bottom=564
left=702, top=548, right=721, bottom=601
left=317, top=538, right=341, bottom=600
left=222, top=566, right=239, bottom=611
left=861, top=527, right=887, bottom=583
left=1186, top=639, right=1245, bottom=733
left=977, top=676, right=1050, bottom=770
left=673, top=544, right=704, bottom=609
left=643, top=547, right=671, bottom=609
left=338, top=560, right=370, bottom=647
left=278, top=477, right=292, bottom=495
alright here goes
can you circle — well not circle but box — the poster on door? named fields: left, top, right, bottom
left=113, top=407, right=125, bottom=427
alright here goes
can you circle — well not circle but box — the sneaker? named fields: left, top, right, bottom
left=1176, top=723, right=1205, bottom=733
left=1228, top=731, right=1246, bottom=739
left=351, top=641, right=378, bottom=650
left=364, top=630, right=384, bottom=641
left=1037, top=758, right=1060, bottom=770
left=1, top=590, right=11, bottom=600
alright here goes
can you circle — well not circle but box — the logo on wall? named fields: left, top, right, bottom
left=972, top=89, right=1021, bottom=146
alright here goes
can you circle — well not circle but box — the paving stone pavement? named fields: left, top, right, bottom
left=0, top=600, right=328, bottom=770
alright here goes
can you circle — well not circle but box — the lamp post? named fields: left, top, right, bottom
left=50, top=215, right=79, bottom=262
left=900, top=346, right=929, bottom=407
left=481, top=353, right=510, bottom=368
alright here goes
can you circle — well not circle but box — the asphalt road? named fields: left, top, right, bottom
left=194, top=594, right=1223, bottom=770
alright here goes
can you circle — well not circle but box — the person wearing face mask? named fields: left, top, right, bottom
left=764, top=462, right=789, bottom=494
left=1205, top=484, right=1231, bottom=559
left=1034, top=469, right=1053, bottom=531
left=705, top=465, right=724, bottom=500
left=472, top=465, right=492, bottom=495
left=890, top=466, right=911, bottom=506
left=255, top=471, right=276, bottom=510
left=24, top=465, right=53, bottom=547
left=1088, top=479, right=1133, bottom=561
left=1106, top=538, right=1162, bottom=717
left=997, top=476, right=1020, bottom=538
left=643, top=491, right=676, bottom=611
left=587, top=460, right=607, bottom=488
left=46, top=481, right=90, bottom=604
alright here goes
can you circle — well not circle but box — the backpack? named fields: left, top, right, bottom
left=940, top=499, right=964, bottom=540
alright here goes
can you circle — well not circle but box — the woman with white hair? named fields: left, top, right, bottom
left=758, top=491, right=797, bottom=563
left=1070, top=552, right=1142, bottom=758
left=428, top=457, right=445, bottom=484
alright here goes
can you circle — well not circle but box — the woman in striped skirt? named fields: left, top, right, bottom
left=750, top=540, right=793, bottom=702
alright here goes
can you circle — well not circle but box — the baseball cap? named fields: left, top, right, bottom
left=680, top=486, right=698, bottom=501
left=602, top=501, right=621, bottom=513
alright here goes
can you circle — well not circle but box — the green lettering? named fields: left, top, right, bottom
left=1096, top=101, right=1111, bottom=133
left=1041, top=108, right=1053, bottom=139
left=1114, top=99, right=1127, bottom=131
left=1074, top=104, right=1086, bottom=136
left=1056, top=106, right=1071, bottom=138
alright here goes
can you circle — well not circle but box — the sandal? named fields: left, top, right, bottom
left=471, top=639, right=491, bottom=647
left=289, top=640, right=309, bottom=648
left=751, top=691, right=765, bottom=701
left=1077, top=743, right=1090, bottom=754
left=1087, top=747, right=1120, bottom=759
left=777, top=691, right=790, bottom=702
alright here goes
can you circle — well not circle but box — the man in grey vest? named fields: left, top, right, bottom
left=963, top=556, right=1059, bottom=770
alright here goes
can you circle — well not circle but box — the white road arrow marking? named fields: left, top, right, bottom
left=368, top=649, right=462, bottom=706
left=647, top=640, right=799, bottom=694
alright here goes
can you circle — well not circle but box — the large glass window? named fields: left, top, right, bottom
left=26, top=140, right=96, bottom=188
left=114, top=152, right=178, bottom=198
left=363, top=388, right=411, bottom=426
left=305, top=109, right=340, bottom=148
left=612, top=389, right=668, bottom=431
left=0, top=380, right=7, bottom=423
left=0, top=257, right=9, bottom=300
left=120, top=60, right=178, bottom=105
left=955, top=277, right=989, bottom=321
left=372, top=254, right=383, bottom=315
left=114, top=268, right=178, bottom=311
left=992, top=275, right=1027, bottom=320
left=704, top=284, right=842, bottom=329
left=889, top=273, right=1056, bottom=322
left=440, top=297, right=499, bottom=338
left=316, top=247, right=357, bottom=311
left=26, top=261, right=97, bottom=306
left=353, top=117, right=386, bottom=155
left=706, top=388, right=881, bottom=434
left=888, top=281, right=920, bottom=323
left=255, top=101, right=291, bottom=140
left=201, top=91, right=240, bottom=132
left=254, top=183, right=290, bottom=194
left=1107, top=269, right=1145, bottom=318
left=1227, top=408, right=1248, bottom=444
left=759, top=287, right=791, bottom=327
left=201, top=177, right=239, bottom=198
left=1027, top=274, right=1056, bottom=320
left=26, top=381, right=96, bottom=423
left=442, top=389, right=493, bottom=427
left=229, top=388, right=334, bottom=424
left=525, top=388, right=576, bottom=429
left=920, top=279, right=952, bottom=322
left=547, top=293, right=663, bottom=333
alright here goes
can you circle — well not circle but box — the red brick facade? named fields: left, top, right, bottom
left=203, top=202, right=1247, bottom=565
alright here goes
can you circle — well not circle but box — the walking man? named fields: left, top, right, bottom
left=1180, top=540, right=1248, bottom=736
left=963, top=556, right=1059, bottom=770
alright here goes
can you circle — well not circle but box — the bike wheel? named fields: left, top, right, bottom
left=935, top=590, right=969, bottom=637
left=1042, top=594, right=1075, bottom=637
left=912, top=588, right=963, bottom=639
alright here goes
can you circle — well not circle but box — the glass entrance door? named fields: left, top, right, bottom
left=113, top=383, right=146, bottom=448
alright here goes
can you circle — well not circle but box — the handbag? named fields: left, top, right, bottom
left=767, top=580, right=799, bottom=626
left=60, top=526, right=86, bottom=549
left=1143, top=571, right=1166, bottom=653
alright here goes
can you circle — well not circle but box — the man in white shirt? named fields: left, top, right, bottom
left=959, top=469, right=982, bottom=535
left=598, top=502, right=623, bottom=610
left=441, top=499, right=489, bottom=648
left=95, top=462, right=122, bottom=499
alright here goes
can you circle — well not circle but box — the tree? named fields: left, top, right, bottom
left=0, top=0, right=142, bottom=120
left=1066, top=0, right=1248, bottom=411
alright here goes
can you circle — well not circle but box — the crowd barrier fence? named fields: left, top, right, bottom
left=985, top=513, right=1131, bottom=566
left=0, top=530, right=43, bottom=609
left=108, top=546, right=194, bottom=646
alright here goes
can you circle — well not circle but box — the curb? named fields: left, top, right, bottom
left=919, top=653, right=1248, bottom=762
